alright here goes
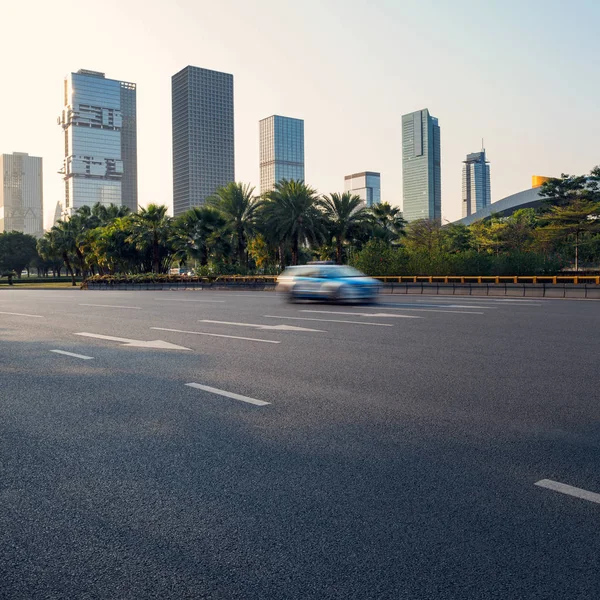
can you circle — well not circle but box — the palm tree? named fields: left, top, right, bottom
left=369, top=202, right=407, bottom=242
left=319, top=192, right=368, bottom=264
left=207, top=182, right=258, bottom=269
left=173, top=206, right=229, bottom=267
left=260, top=179, right=326, bottom=266
left=45, top=221, right=78, bottom=285
left=128, top=204, right=172, bottom=273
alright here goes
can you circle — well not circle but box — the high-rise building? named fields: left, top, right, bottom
left=58, top=69, right=137, bottom=219
left=0, top=153, right=43, bottom=237
left=402, top=109, right=441, bottom=222
left=172, top=65, right=234, bottom=216
left=259, top=115, right=304, bottom=195
left=462, top=150, right=491, bottom=218
left=344, top=171, right=381, bottom=207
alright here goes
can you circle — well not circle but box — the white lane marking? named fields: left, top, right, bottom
left=300, top=310, right=422, bottom=319
left=199, top=319, right=324, bottom=332
left=186, top=383, right=270, bottom=406
left=535, top=479, right=600, bottom=504
left=74, top=332, right=191, bottom=350
left=382, top=303, right=495, bottom=309
left=370, top=307, right=485, bottom=315
left=263, top=315, right=393, bottom=327
left=0, top=311, right=43, bottom=318
left=79, top=303, right=142, bottom=309
left=50, top=349, right=94, bottom=360
left=151, top=327, right=281, bottom=344
left=153, top=298, right=225, bottom=303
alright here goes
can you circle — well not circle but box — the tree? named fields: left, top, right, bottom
left=369, top=202, right=407, bottom=243
left=319, top=192, right=368, bottom=264
left=173, top=206, right=229, bottom=268
left=404, top=219, right=443, bottom=254
left=259, top=179, right=326, bottom=266
left=0, top=232, right=38, bottom=277
left=208, top=182, right=258, bottom=269
left=441, top=223, right=474, bottom=253
left=539, top=169, right=600, bottom=209
left=128, top=204, right=172, bottom=273
left=45, top=221, right=78, bottom=285
left=539, top=199, right=600, bottom=270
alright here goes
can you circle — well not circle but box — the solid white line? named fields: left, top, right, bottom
left=50, top=349, right=94, bottom=360
left=300, top=310, right=422, bottom=319
left=151, top=327, right=281, bottom=344
left=535, top=479, right=600, bottom=504
left=0, top=311, right=43, bottom=318
left=263, top=315, right=393, bottom=327
left=186, top=383, right=270, bottom=406
left=79, top=303, right=142, bottom=309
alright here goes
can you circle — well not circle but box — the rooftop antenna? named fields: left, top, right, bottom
left=482, top=138, right=485, bottom=152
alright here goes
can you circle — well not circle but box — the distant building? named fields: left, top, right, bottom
left=462, top=150, right=491, bottom=218
left=259, top=115, right=304, bottom=195
left=532, top=175, right=551, bottom=188
left=0, top=152, right=43, bottom=237
left=344, top=172, right=381, bottom=207
left=402, top=108, right=441, bottom=222
left=59, top=69, right=138, bottom=219
left=172, top=65, right=235, bottom=216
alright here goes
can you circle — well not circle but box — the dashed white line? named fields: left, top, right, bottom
left=535, top=479, right=600, bottom=504
left=199, top=319, right=324, bottom=332
left=79, top=303, right=142, bottom=309
left=50, top=349, right=94, bottom=360
left=151, top=327, right=281, bottom=344
left=153, top=298, right=225, bottom=303
left=0, top=311, right=43, bottom=318
left=185, top=383, right=270, bottom=406
left=263, top=315, right=393, bottom=327
left=371, top=307, right=485, bottom=315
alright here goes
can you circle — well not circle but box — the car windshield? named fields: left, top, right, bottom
left=324, top=266, right=365, bottom=278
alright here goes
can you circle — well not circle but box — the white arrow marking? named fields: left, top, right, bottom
left=186, top=383, right=270, bottom=406
left=50, top=349, right=94, bottom=360
left=151, top=327, right=280, bottom=344
left=300, top=310, right=423, bottom=319
left=199, top=319, right=324, bottom=332
left=74, top=332, right=191, bottom=350
left=263, top=315, right=393, bottom=327
left=535, top=479, right=600, bottom=504
left=0, top=311, right=43, bottom=318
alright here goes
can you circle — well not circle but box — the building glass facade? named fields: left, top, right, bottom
left=59, top=69, right=137, bottom=219
left=0, top=153, right=43, bottom=237
left=172, top=65, right=235, bottom=216
left=402, top=109, right=441, bottom=222
left=462, top=150, right=491, bottom=218
left=259, top=115, right=304, bottom=195
left=344, top=171, right=381, bottom=207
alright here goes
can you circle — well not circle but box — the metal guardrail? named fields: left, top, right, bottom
left=380, top=282, right=600, bottom=298
left=374, top=275, right=600, bottom=285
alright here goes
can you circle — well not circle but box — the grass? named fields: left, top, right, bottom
left=0, top=282, right=79, bottom=289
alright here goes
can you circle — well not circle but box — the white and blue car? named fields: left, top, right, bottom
left=277, top=263, right=381, bottom=304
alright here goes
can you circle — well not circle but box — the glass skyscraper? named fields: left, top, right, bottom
left=259, top=115, right=304, bottom=195
left=344, top=171, right=381, bottom=207
left=462, top=150, right=491, bottom=218
left=172, top=65, right=234, bottom=216
left=59, top=69, right=137, bottom=219
left=0, top=153, right=43, bottom=237
left=402, top=109, right=441, bottom=222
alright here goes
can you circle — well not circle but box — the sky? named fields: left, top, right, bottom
left=2, top=0, right=600, bottom=229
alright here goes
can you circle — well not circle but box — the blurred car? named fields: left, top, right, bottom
left=277, top=264, right=381, bottom=303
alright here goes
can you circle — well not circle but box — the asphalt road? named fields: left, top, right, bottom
left=1, top=289, right=599, bottom=599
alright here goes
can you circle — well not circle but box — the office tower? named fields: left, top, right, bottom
left=58, top=69, right=137, bottom=219
left=344, top=171, right=381, bottom=207
left=259, top=115, right=304, bottom=195
left=462, top=150, right=491, bottom=218
left=402, top=109, right=441, bottom=222
left=172, top=65, right=234, bottom=216
left=0, top=153, right=43, bottom=237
